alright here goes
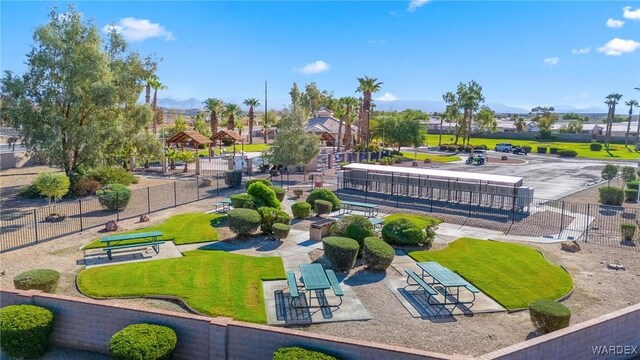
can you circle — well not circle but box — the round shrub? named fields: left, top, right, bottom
left=247, top=182, right=281, bottom=209
left=228, top=208, right=261, bottom=236
left=625, top=189, right=638, bottom=202
left=330, top=215, right=375, bottom=255
left=272, top=223, right=290, bottom=240
left=0, top=305, right=54, bottom=359
left=245, top=178, right=273, bottom=190
left=306, top=189, right=340, bottom=211
left=381, top=218, right=427, bottom=246
left=87, top=165, right=137, bottom=186
left=96, top=184, right=132, bottom=211
left=322, top=237, right=359, bottom=272
left=230, top=193, right=254, bottom=209
left=363, top=237, right=395, bottom=271
left=273, top=346, right=338, bottom=360
left=549, top=147, right=558, bottom=154
left=446, top=145, right=457, bottom=152
left=72, top=178, right=101, bottom=197
left=522, top=145, right=532, bottom=154
left=109, top=323, right=177, bottom=360
left=314, top=199, right=333, bottom=216
left=627, top=180, right=639, bottom=191
left=557, top=150, right=577, bottom=157
left=537, top=146, right=547, bottom=154
left=599, top=186, right=624, bottom=206
left=269, top=186, right=286, bottom=202
left=224, top=170, right=242, bottom=188
left=13, top=269, right=60, bottom=293
left=621, top=223, right=636, bottom=241
left=528, top=300, right=571, bottom=334
left=590, top=142, right=602, bottom=151
left=291, top=201, right=312, bottom=219
left=257, top=206, right=291, bottom=234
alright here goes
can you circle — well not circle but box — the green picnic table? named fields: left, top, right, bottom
left=214, top=198, right=232, bottom=212
left=288, top=263, right=344, bottom=308
left=417, top=262, right=479, bottom=305
left=340, top=200, right=379, bottom=218
left=100, top=231, right=164, bottom=260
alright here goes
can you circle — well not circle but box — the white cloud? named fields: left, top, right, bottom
left=606, top=18, right=625, bottom=28
left=295, top=60, right=329, bottom=74
left=597, top=38, right=640, bottom=56
left=408, top=0, right=431, bottom=12
left=103, top=17, right=175, bottom=42
left=571, top=47, right=591, bottom=55
left=623, top=6, right=640, bottom=20
left=376, top=92, right=398, bottom=102
left=543, top=57, right=559, bottom=65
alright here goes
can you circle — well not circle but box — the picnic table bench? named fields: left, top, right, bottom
left=369, top=218, right=384, bottom=233
left=417, top=262, right=479, bottom=305
left=339, top=200, right=379, bottom=218
left=287, top=264, right=344, bottom=308
left=213, top=198, right=232, bottom=213
left=100, top=231, right=165, bottom=260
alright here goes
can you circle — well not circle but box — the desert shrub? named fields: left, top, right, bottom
left=13, top=269, right=60, bottom=293
left=109, top=323, right=177, bottom=360
left=457, top=144, right=465, bottom=151
left=224, top=170, right=242, bottom=188
left=269, top=186, right=286, bottom=201
left=528, top=300, right=571, bottom=334
left=291, top=202, right=312, bottom=219
left=590, top=142, right=602, bottom=151
left=322, top=237, right=359, bottom=272
left=96, top=184, right=132, bottom=211
left=257, top=206, right=291, bottom=234
left=381, top=218, right=429, bottom=246
left=33, top=172, right=70, bottom=204
left=363, top=237, right=395, bottom=271
left=474, top=144, right=488, bottom=150
left=393, top=155, right=405, bottom=163
left=247, top=182, right=281, bottom=209
left=447, top=145, right=457, bottom=152
left=330, top=215, right=375, bottom=255
left=272, top=223, right=290, bottom=240
left=245, top=178, right=273, bottom=190
left=557, top=150, right=577, bottom=158
left=549, top=147, right=558, bottom=154
left=0, top=305, right=54, bottom=359
left=598, top=186, right=624, bottom=206
left=463, top=146, right=473, bottom=153
left=17, top=184, right=42, bottom=199
left=627, top=180, right=639, bottom=190
left=621, top=223, right=636, bottom=241
left=622, top=166, right=637, bottom=184
left=87, top=166, right=137, bottom=186
left=439, top=145, right=448, bottom=151
left=230, top=193, right=254, bottom=209
left=227, top=208, right=261, bottom=236
left=314, top=199, right=332, bottom=216
left=625, top=189, right=638, bottom=202
left=522, top=145, right=532, bottom=153
left=537, top=146, right=547, bottom=154
left=273, top=346, right=338, bottom=360
left=306, top=189, right=340, bottom=211
left=72, top=178, right=101, bottom=197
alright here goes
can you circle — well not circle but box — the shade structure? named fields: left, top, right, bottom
left=165, top=131, right=212, bottom=175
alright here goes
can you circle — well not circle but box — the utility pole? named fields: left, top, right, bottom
left=264, top=81, right=268, bottom=144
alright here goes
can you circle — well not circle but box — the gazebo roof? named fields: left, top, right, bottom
left=211, top=129, right=243, bottom=142
left=166, top=131, right=212, bottom=146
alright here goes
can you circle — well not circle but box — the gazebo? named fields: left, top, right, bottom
left=165, top=131, right=212, bottom=174
left=211, top=130, right=244, bottom=155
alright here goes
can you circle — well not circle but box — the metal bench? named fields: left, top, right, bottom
left=340, top=200, right=379, bottom=218
left=103, top=241, right=164, bottom=260
left=286, top=271, right=301, bottom=307
left=405, top=269, right=438, bottom=298
left=213, top=198, right=232, bottom=213
left=325, top=269, right=344, bottom=306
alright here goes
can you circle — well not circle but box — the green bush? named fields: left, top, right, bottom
left=590, top=142, right=602, bottom=151
left=224, top=170, right=242, bottom=188
left=322, top=237, right=359, bottom=272
left=72, top=178, right=101, bottom=197
left=13, top=269, right=60, bottom=293
left=621, top=223, right=636, bottom=241
left=291, top=202, right=312, bottom=219
left=269, top=186, right=286, bottom=202
left=598, top=186, right=624, bottom=206
left=537, top=146, right=547, bottom=154
left=625, top=189, right=638, bottom=202
left=528, top=300, right=571, bottom=334
left=522, top=145, right=532, bottom=153
left=87, top=166, right=137, bottom=186
left=96, top=184, right=132, bottom=211
left=33, top=172, right=70, bottom=204
left=314, top=199, right=333, bottom=216
left=228, top=208, right=261, bottom=236
left=447, top=145, right=457, bottom=152
left=330, top=215, right=375, bottom=255
left=247, top=182, right=281, bottom=209
left=230, top=193, right=254, bottom=209
left=257, top=206, right=291, bottom=234
left=306, top=189, right=340, bottom=211
left=109, top=323, right=177, bottom=360
left=627, top=180, right=639, bottom=191
left=463, top=146, right=473, bottom=153
left=557, top=150, right=577, bottom=157
left=245, top=178, right=273, bottom=190
left=381, top=218, right=429, bottom=246
left=272, top=223, right=290, bottom=240
left=17, top=184, right=43, bottom=199
left=363, top=237, right=395, bottom=271
left=549, top=147, right=558, bottom=154
left=0, top=305, right=54, bottom=359
left=273, top=346, right=338, bottom=360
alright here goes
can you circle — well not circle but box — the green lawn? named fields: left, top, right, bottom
left=408, top=238, right=573, bottom=310
left=384, top=213, right=442, bottom=228
left=401, top=151, right=460, bottom=163
left=83, top=213, right=226, bottom=249
left=77, top=250, right=285, bottom=323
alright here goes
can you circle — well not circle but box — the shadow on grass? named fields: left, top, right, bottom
left=210, top=215, right=228, bottom=228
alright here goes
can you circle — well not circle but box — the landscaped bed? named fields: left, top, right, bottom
left=408, top=238, right=573, bottom=310
left=83, top=213, right=226, bottom=249
left=76, top=250, right=285, bottom=323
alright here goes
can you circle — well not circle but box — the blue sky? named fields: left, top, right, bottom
left=2, top=1, right=639, bottom=111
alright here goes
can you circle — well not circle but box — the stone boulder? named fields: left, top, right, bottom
left=561, top=240, right=581, bottom=253
left=139, top=214, right=150, bottom=223
left=105, top=220, right=120, bottom=232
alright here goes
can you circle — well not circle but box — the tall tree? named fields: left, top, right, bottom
left=224, top=103, right=241, bottom=131
left=193, top=112, right=211, bottom=137
left=530, top=105, right=558, bottom=139
left=289, top=82, right=300, bottom=105
left=475, top=106, right=497, bottom=133
left=334, top=97, right=359, bottom=151
left=442, top=91, right=460, bottom=144
left=514, top=115, right=526, bottom=133
left=148, top=75, right=167, bottom=134
left=261, top=110, right=277, bottom=144
left=299, top=82, right=332, bottom=115
left=356, top=76, right=383, bottom=145
left=203, top=98, right=225, bottom=146
left=243, top=98, right=260, bottom=144
left=604, top=93, right=623, bottom=151
left=0, top=7, right=156, bottom=175
left=624, top=99, right=638, bottom=148
left=269, top=103, right=320, bottom=177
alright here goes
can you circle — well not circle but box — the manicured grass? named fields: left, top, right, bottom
left=198, top=143, right=270, bottom=156
left=83, top=213, right=226, bottom=249
left=77, top=250, right=285, bottom=323
left=408, top=238, right=573, bottom=310
left=401, top=152, right=460, bottom=163
left=384, top=213, right=442, bottom=228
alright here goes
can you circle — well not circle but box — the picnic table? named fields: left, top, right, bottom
left=214, top=198, right=232, bottom=212
left=369, top=218, right=384, bottom=233
left=416, top=261, right=479, bottom=305
left=287, top=263, right=343, bottom=308
left=100, top=231, right=164, bottom=260
left=339, top=200, right=379, bottom=218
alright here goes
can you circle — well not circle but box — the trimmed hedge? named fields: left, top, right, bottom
left=228, top=208, right=261, bottom=236
left=599, top=186, right=624, bottom=206
left=0, top=305, right=54, bottom=359
left=381, top=218, right=428, bottom=246
left=291, top=201, right=312, bottom=219
left=245, top=178, right=273, bottom=190
left=557, top=150, right=577, bottom=158
left=257, top=206, right=291, bottom=234
left=230, top=193, right=254, bottom=209
left=273, top=346, right=338, bottom=360
left=224, top=170, right=242, bottom=188
left=363, top=237, right=395, bottom=271
left=109, top=323, right=177, bottom=360
left=322, top=237, right=359, bottom=272
left=625, top=189, right=638, bottom=202
left=96, top=184, right=132, bottom=211
left=529, top=300, right=571, bottom=334
left=627, top=180, right=640, bottom=191
left=549, top=147, right=558, bottom=154
left=537, top=146, right=547, bottom=154
left=522, top=145, right=532, bottom=154
left=306, top=189, right=340, bottom=211
left=269, top=186, right=286, bottom=202
left=314, top=199, right=332, bottom=216
left=590, top=142, right=603, bottom=151
left=621, top=223, right=636, bottom=241
left=330, top=215, right=375, bottom=256
left=272, top=223, right=290, bottom=240
left=247, top=182, right=281, bottom=209
left=87, top=165, right=137, bottom=186
left=13, top=269, right=60, bottom=293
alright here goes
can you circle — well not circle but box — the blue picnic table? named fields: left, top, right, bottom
left=287, top=264, right=343, bottom=308
left=100, top=231, right=164, bottom=260
left=417, top=262, right=479, bottom=305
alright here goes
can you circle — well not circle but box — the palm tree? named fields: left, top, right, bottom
left=625, top=99, right=638, bottom=148
left=514, top=115, right=526, bottom=133
left=148, top=75, right=167, bottom=134
left=203, top=98, right=225, bottom=146
left=356, top=76, right=383, bottom=145
left=261, top=112, right=273, bottom=144
left=243, top=98, right=260, bottom=144
left=225, top=103, right=241, bottom=131
left=635, top=87, right=640, bottom=150
left=604, top=93, right=623, bottom=151
left=236, top=120, right=244, bottom=136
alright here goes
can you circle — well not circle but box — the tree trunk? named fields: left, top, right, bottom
left=438, top=117, right=443, bottom=145
left=635, top=112, right=640, bottom=150
left=263, top=124, right=268, bottom=144
left=152, top=90, right=158, bottom=134
left=337, top=117, right=343, bottom=152
left=211, top=112, right=217, bottom=146
left=227, top=115, right=234, bottom=130
left=145, top=84, right=151, bottom=105
left=344, top=120, right=352, bottom=151
left=248, top=107, right=254, bottom=144
left=625, top=106, right=633, bottom=147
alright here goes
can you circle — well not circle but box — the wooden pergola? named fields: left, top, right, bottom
left=165, top=131, right=212, bottom=174
left=211, top=130, right=244, bottom=155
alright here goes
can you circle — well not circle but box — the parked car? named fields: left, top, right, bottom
left=512, top=146, right=525, bottom=155
left=494, top=143, right=513, bottom=152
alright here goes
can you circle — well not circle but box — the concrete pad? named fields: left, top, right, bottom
left=83, top=241, right=183, bottom=268
left=277, top=252, right=312, bottom=270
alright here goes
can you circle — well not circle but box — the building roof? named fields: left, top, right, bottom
left=211, top=129, right=243, bottom=142
left=307, top=116, right=357, bottom=134
left=166, top=130, right=212, bottom=146
left=342, top=163, right=524, bottom=187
